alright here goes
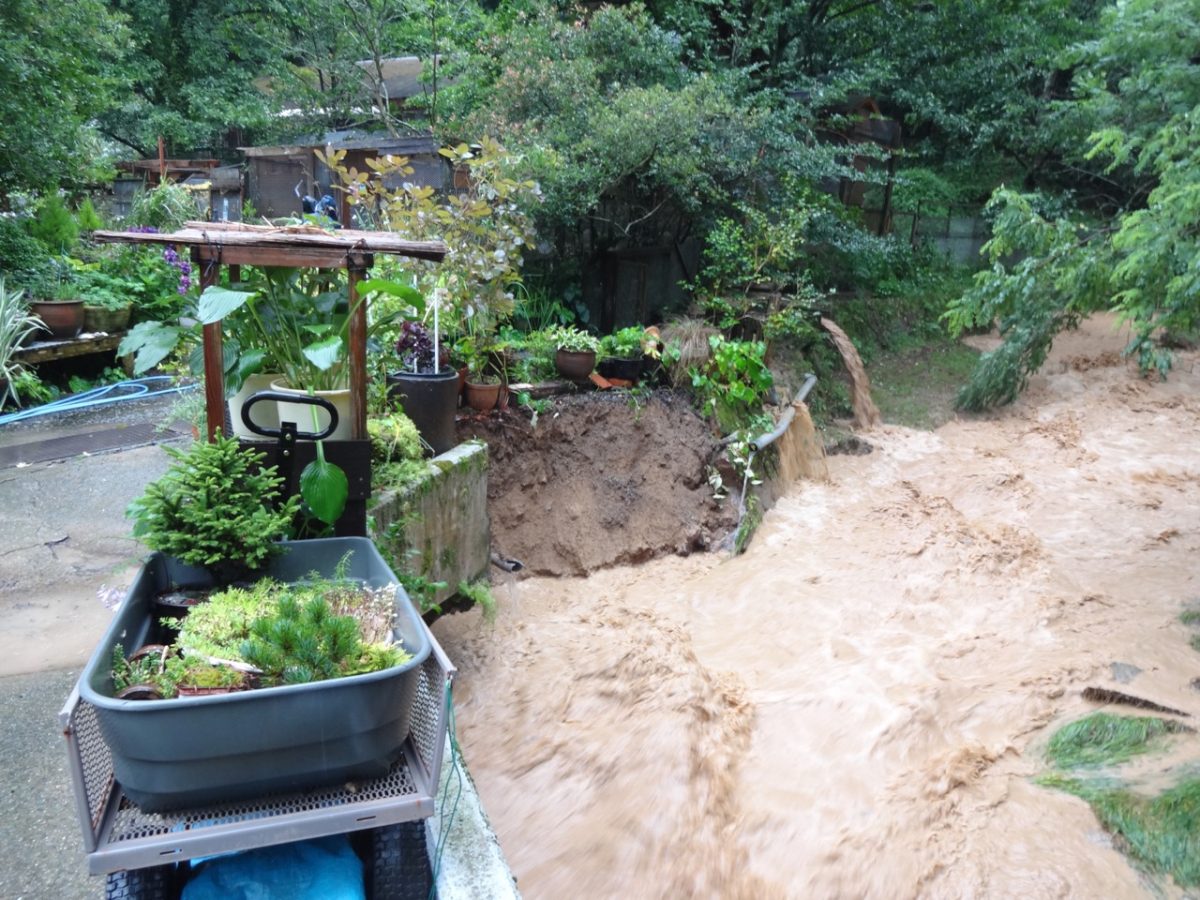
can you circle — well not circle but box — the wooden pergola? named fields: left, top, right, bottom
left=94, top=222, right=447, bottom=442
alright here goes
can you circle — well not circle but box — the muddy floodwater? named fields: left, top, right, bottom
left=434, top=316, right=1200, bottom=898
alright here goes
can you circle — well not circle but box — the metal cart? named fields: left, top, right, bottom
left=60, top=624, right=455, bottom=899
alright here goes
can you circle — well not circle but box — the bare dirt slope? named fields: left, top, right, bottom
left=457, top=389, right=737, bottom=576
left=435, top=315, right=1200, bottom=899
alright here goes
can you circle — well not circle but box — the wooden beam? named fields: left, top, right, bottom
left=14, top=333, right=123, bottom=365
left=347, top=265, right=368, bottom=440
left=197, top=250, right=225, bottom=442
left=93, top=224, right=446, bottom=263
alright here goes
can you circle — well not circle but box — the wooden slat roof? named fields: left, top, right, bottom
left=93, top=221, right=446, bottom=264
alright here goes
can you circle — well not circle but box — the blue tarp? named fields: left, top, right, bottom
left=181, top=835, right=365, bottom=900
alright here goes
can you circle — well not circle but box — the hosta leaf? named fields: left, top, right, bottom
left=198, top=286, right=256, bottom=324
left=300, top=458, right=348, bottom=526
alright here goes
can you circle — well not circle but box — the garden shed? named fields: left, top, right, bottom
left=243, top=132, right=448, bottom=222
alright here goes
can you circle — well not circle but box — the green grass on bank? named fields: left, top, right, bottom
left=1039, top=775, right=1200, bottom=887
left=1046, top=713, right=1192, bottom=769
left=1039, top=712, right=1198, bottom=886
left=869, top=340, right=979, bottom=429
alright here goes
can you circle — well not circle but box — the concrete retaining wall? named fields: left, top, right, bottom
left=369, top=440, right=490, bottom=611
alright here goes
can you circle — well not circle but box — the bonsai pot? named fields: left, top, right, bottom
left=598, top=356, right=643, bottom=382
left=271, top=380, right=353, bottom=441
left=464, top=379, right=504, bottom=412
left=555, top=348, right=596, bottom=382
left=82, top=304, right=132, bottom=334
left=30, top=299, right=84, bottom=340
left=386, top=367, right=460, bottom=456
left=78, top=536, right=432, bottom=812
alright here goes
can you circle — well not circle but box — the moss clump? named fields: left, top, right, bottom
left=1046, top=713, right=1190, bottom=768
left=1041, top=776, right=1200, bottom=887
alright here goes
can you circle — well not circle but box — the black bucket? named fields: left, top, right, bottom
left=386, top=368, right=460, bottom=456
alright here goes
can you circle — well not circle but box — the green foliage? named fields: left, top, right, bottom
left=947, top=0, right=1200, bottom=408
left=177, top=580, right=279, bottom=659
left=1045, top=713, right=1190, bottom=769
left=0, top=278, right=44, bottom=407
left=368, top=413, right=424, bottom=465
left=512, top=286, right=576, bottom=332
left=689, top=336, right=772, bottom=433
left=240, top=595, right=363, bottom=685
left=175, top=571, right=408, bottom=689
left=323, top=138, right=540, bottom=342
left=126, top=434, right=299, bottom=579
left=28, top=194, right=79, bottom=253
left=111, top=644, right=185, bottom=697
left=600, top=326, right=649, bottom=359
left=75, top=198, right=103, bottom=233
left=456, top=578, right=497, bottom=623
left=0, top=218, right=46, bottom=284
left=0, top=0, right=128, bottom=194
left=128, top=183, right=201, bottom=232
left=550, top=325, right=599, bottom=353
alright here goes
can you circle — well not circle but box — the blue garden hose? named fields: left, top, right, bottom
left=0, top=376, right=195, bottom=427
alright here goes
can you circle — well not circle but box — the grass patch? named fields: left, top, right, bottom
left=1180, top=609, right=1200, bottom=626
left=870, top=340, right=980, bottom=429
left=1043, top=776, right=1200, bottom=887
left=1191, top=634, right=1200, bottom=653
left=1045, top=713, right=1190, bottom=768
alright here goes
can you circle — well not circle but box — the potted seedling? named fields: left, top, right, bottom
left=551, top=325, right=600, bottom=381
left=29, top=276, right=85, bottom=340
left=599, top=326, right=650, bottom=382
left=125, top=433, right=299, bottom=586
left=385, top=319, right=459, bottom=455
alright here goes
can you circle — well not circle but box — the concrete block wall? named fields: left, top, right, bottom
left=370, top=440, right=490, bottom=611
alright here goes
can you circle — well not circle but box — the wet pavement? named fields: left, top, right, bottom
left=0, top=394, right=187, bottom=898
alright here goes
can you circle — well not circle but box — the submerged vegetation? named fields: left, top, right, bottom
left=1044, top=713, right=1191, bottom=769
left=1040, top=711, right=1199, bottom=886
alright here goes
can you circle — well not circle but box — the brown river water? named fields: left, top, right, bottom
left=434, top=316, right=1200, bottom=898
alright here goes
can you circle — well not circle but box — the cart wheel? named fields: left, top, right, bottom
left=104, top=865, right=175, bottom=900
left=367, top=821, right=433, bottom=900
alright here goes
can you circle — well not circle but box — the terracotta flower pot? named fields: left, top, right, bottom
left=555, top=348, right=596, bottom=381
left=30, top=299, right=84, bottom=340
left=464, top=380, right=504, bottom=412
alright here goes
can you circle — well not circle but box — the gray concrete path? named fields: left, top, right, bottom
left=0, top=397, right=184, bottom=898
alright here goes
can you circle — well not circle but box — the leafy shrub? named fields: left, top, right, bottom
left=689, top=336, right=773, bottom=433
left=126, top=434, right=300, bottom=580
left=128, top=182, right=200, bottom=231
left=28, top=193, right=79, bottom=252
left=0, top=217, right=46, bottom=283
left=550, top=325, right=599, bottom=353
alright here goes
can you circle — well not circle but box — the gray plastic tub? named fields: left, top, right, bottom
left=79, top=537, right=431, bottom=812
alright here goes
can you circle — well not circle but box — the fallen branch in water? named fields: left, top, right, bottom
left=1082, top=686, right=1192, bottom=719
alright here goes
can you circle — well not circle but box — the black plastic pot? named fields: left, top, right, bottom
left=597, top=356, right=643, bottom=382
left=79, top=537, right=431, bottom=812
left=386, top=368, right=460, bottom=456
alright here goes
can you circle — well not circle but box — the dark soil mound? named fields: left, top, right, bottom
left=457, top=390, right=737, bottom=577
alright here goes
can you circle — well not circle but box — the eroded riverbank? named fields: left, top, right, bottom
left=435, top=316, right=1200, bottom=898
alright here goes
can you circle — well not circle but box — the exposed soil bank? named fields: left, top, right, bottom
left=435, top=315, right=1200, bottom=898
left=457, top=389, right=737, bottom=577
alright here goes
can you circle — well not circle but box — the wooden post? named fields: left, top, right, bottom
left=347, top=261, right=369, bottom=440
left=197, top=250, right=225, bottom=441
left=879, top=153, right=897, bottom=237
left=157, top=136, right=166, bottom=183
